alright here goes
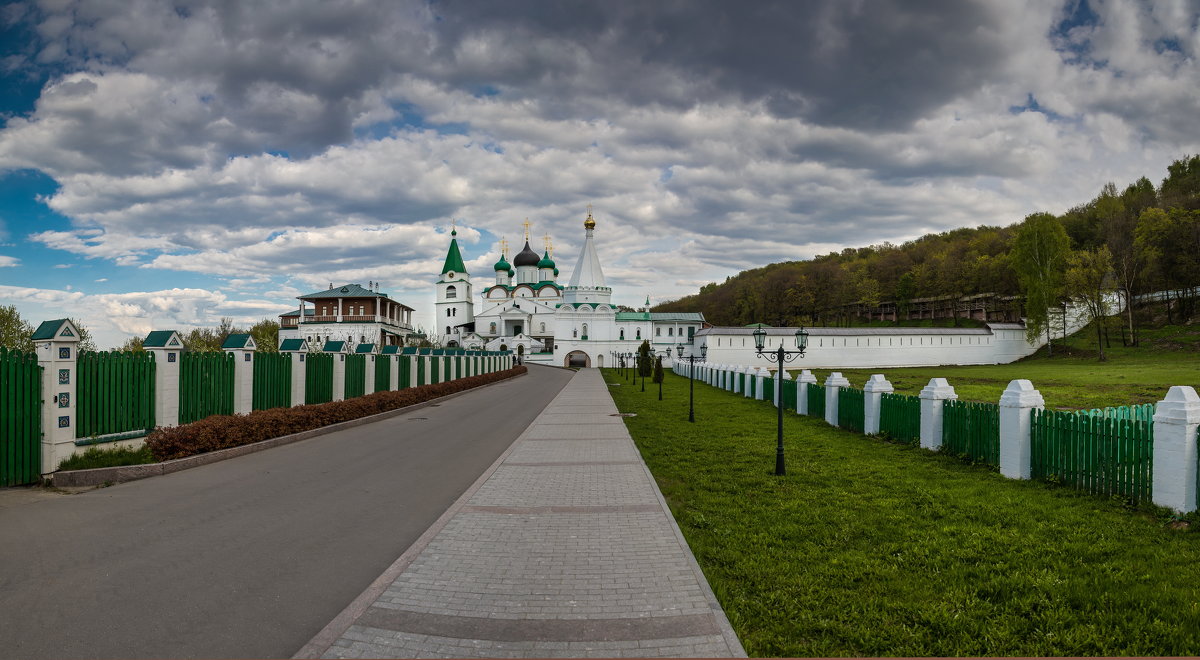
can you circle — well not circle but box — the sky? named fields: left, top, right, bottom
left=1, top=0, right=1198, bottom=349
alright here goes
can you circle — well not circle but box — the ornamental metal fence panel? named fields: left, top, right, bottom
left=879, top=392, right=922, bottom=445
left=375, top=356, right=390, bottom=392
left=76, top=350, right=155, bottom=440
left=806, top=384, right=825, bottom=418
left=179, top=352, right=234, bottom=425
left=305, top=353, right=333, bottom=405
left=0, top=347, right=41, bottom=486
left=344, top=354, right=366, bottom=399
left=252, top=352, right=291, bottom=411
left=838, top=387, right=865, bottom=433
left=1031, top=406, right=1153, bottom=504
left=941, top=399, right=1000, bottom=466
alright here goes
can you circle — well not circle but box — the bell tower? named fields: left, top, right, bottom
left=436, top=227, right=474, bottom=343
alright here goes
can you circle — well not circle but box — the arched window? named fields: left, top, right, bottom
left=668, top=327, right=674, bottom=336
left=446, top=285, right=457, bottom=299
left=446, top=309, right=452, bottom=317
left=490, top=322, right=497, bottom=334
left=620, top=329, right=624, bottom=340
left=636, top=329, right=641, bottom=339
left=582, top=323, right=588, bottom=337
left=656, top=327, right=661, bottom=336
left=540, top=322, right=545, bottom=332
left=446, top=326, right=451, bottom=334
left=573, top=328, right=578, bottom=338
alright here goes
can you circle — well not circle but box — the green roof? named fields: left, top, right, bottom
left=494, top=254, right=511, bottom=271
left=300, top=283, right=387, bottom=300
left=355, top=343, right=376, bottom=353
left=538, top=250, right=555, bottom=269
left=442, top=230, right=468, bottom=275
left=615, top=312, right=706, bottom=322
left=279, top=339, right=306, bottom=351
left=31, top=319, right=71, bottom=341
left=322, top=340, right=346, bottom=352
left=221, top=333, right=254, bottom=349
left=381, top=345, right=400, bottom=354
left=143, top=330, right=182, bottom=348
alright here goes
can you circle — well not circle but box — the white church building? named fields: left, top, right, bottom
left=436, top=210, right=706, bottom=367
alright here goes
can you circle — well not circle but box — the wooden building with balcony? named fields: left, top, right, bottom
left=279, top=282, right=416, bottom=348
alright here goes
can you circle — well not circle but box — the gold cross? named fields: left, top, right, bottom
left=500, top=237, right=509, bottom=257
left=523, top=218, right=531, bottom=241
left=543, top=233, right=551, bottom=253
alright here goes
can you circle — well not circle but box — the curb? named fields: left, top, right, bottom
left=51, top=370, right=528, bottom=488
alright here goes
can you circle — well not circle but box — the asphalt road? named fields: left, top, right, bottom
left=0, top=365, right=574, bottom=660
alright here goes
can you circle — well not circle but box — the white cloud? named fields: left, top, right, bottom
left=0, top=255, right=19, bottom=267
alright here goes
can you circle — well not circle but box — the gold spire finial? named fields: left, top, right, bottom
left=523, top=218, right=531, bottom=242
left=584, top=204, right=596, bottom=230
left=500, top=237, right=509, bottom=257
left=543, top=233, right=551, bottom=252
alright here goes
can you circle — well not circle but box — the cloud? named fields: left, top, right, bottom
left=0, top=255, right=19, bottom=267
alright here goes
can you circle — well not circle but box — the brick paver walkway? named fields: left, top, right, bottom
left=297, top=368, right=745, bottom=658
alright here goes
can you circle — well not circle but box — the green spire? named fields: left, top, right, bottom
left=441, top=229, right=467, bottom=275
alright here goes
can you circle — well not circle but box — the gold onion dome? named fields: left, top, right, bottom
left=584, top=212, right=596, bottom=230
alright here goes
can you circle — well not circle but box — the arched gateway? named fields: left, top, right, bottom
left=564, top=350, right=590, bottom=368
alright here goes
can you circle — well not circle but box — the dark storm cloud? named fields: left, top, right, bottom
left=431, top=0, right=1012, bottom=130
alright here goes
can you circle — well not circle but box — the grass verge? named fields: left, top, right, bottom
left=606, top=368, right=1200, bottom=657
left=57, top=444, right=156, bottom=471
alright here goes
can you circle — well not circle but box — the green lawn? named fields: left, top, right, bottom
left=786, top=324, right=1200, bottom=409
left=607, top=368, right=1200, bottom=657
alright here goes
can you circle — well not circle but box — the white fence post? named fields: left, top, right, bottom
left=221, top=334, right=256, bottom=415
left=34, top=319, right=80, bottom=473
left=732, top=366, right=742, bottom=394
left=144, top=330, right=183, bottom=428
left=797, top=370, right=816, bottom=415
left=824, top=372, right=850, bottom=426
left=999, top=379, right=1044, bottom=480
left=744, top=367, right=755, bottom=398
left=863, top=374, right=893, bottom=435
left=331, top=347, right=346, bottom=401
left=1153, top=386, right=1200, bottom=513
left=755, top=368, right=766, bottom=400
left=919, top=378, right=957, bottom=450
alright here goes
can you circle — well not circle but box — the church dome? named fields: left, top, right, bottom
left=513, top=241, right=540, bottom=268
left=493, top=254, right=511, bottom=271
left=538, top=251, right=556, bottom=269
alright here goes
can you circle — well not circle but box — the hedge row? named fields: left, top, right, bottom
left=145, top=365, right=527, bottom=461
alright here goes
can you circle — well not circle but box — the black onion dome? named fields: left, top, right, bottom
left=513, top=241, right=541, bottom=267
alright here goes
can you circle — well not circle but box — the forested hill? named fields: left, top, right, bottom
left=655, top=155, right=1200, bottom=328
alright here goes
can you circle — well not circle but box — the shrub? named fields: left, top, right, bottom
left=145, top=366, right=527, bottom=462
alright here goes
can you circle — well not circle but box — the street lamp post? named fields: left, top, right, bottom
left=753, top=326, right=808, bottom=476
left=676, top=342, right=707, bottom=423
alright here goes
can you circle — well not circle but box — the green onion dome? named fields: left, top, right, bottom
left=494, top=254, right=511, bottom=272
left=538, top=251, right=556, bottom=269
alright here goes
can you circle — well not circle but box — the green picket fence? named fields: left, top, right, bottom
left=880, top=392, right=921, bottom=444
left=430, top=356, right=441, bottom=385
left=806, top=383, right=825, bottom=418
left=76, top=350, right=155, bottom=440
left=781, top=379, right=798, bottom=410
left=344, top=354, right=365, bottom=399
left=838, top=387, right=865, bottom=433
left=179, top=352, right=234, bottom=425
left=761, top=374, right=774, bottom=404
left=416, top=356, right=427, bottom=386
left=399, top=356, right=412, bottom=388
left=1031, top=406, right=1153, bottom=504
left=942, top=399, right=1000, bottom=466
left=1078, top=404, right=1155, bottom=422
left=375, top=356, right=390, bottom=392
left=305, top=353, right=333, bottom=404
left=1, top=347, right=41, bottom=486
left=252, top=352, right=291, bottom=411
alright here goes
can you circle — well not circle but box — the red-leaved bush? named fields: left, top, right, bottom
left=145, top=366, right=527, bottom=462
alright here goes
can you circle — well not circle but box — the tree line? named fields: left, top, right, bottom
left=656, top=154, right=1200, bottom=359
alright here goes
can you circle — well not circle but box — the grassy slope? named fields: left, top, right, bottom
left=788, top=324, right=1200, bottom=409
left=607, top=368, right=1200, bottom=657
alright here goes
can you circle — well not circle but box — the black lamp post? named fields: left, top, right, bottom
left=676, top=342, right=707, bottom=422
left=753, top=326, right=808, bottom=476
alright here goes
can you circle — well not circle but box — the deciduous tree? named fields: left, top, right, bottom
left=0, top=305, right=34, bottom=352
left=1011, top=212, right=1071, bottom=354
left=1064, top=246, right=1115, bottom=361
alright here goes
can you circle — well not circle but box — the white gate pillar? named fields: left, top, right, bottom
left=863, top=374, right=893, bottom=435
left=33, top=319, right=80, bottom=474
left=999, top=379, right=1044, bottom=480
left=796, top=370, right=816, bottom=415
left=1153, top=386, right=1200, bottom=513
left=144, top=330, right=183, bottom=428
left=824, top=372, right=850, bottom=426
left=919, top=378, right=957, bottom=451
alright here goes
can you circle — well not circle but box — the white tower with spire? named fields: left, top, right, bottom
left=435, top=227, right=474, bottom=343
left=562, top=207, right=613, bottom=305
